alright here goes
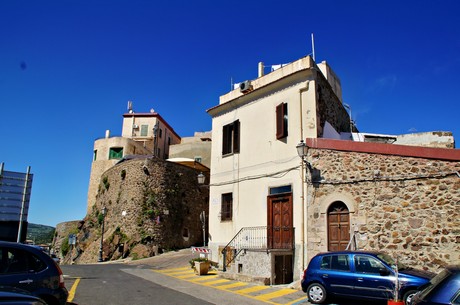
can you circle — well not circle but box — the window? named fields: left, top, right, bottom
left=320, top=255, right=350, bottom=271
left=93, top=150, right=97, bottom=161
left=222, top=120, right=240, bottom=155
left=109, top=147, right=123, bottom=159
left=140, top=125, right=148, bottom=137
left=354, top=255, right=385, bottom=274
left=194, top=157, right=202, bottom=163
left=269, top=185, right=292, bottom=195
left=0, top=248, right=46, bottom=274
left=276, top=102, right=288, bottom=139
left=221, top=193, right=233, bottom=221
left=159, top=129, right=162, bottom=138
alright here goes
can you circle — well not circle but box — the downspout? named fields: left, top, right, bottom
left=298, top=81, right=310, bottom=273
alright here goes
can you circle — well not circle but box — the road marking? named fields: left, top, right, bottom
left=234, top=285, right=270, bottom=294
left=254, top=289, right=298, bottom=301
left=152, top=267, right=307, bottom=305
left=67, top=277, right=81, bottom=302
left=201, top=279, right=230, bottom=286
left=215, top=282, right=248, bottom=290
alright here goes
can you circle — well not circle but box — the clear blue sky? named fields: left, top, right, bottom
left=1, top=1, right=459, bottom=227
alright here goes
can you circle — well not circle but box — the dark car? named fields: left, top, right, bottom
left=0, top=286, right=47, bottom=305
left=410, top=265, right=460, bottom=305
left=0, top=241, right=68, bottom=305
left=301, top=251, right=435, bottom=305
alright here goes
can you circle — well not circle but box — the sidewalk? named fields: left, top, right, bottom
left=125, top=248, right=309, bottom=305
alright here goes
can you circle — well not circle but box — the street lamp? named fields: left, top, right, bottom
left=98, top=207, right=106, bottom=262
left=296, top=140, right=306, bottom=159
left=197, top=172, right=206, bottom=185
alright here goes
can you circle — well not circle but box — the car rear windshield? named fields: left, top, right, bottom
left=377, top=253, right=407, bottom=270
left=417, top=269, right=451, bottom=299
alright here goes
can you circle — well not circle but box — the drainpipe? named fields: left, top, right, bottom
left=298, top=81, right=310, bottom=273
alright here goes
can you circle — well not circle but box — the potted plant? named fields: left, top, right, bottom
left=388, top=257, right=404, bottom=305
left=189, top=257, right=211, bottom=275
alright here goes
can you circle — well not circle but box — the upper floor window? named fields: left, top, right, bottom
left=221, top=193, right=233, bottom=221
left=140, top=125, right=148, bottom=137
left=109, top=147, right=123, bottom=159
left=93, top=150, right=97, bottom=161
left=222, top=120, right=240, bottom=155
left=276, top=102, right=288, bottom=139
left=159, top=129, right=163, bottom=138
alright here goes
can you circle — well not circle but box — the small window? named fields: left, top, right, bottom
left=93, top=150, right=97, bottom=161
left=194, top=157, right=202, bottom=163
left=221, top=193, right=233, bottom=221
left=269, top=185, right=292, bottom=195
left=109, top=147, right=123, bottom=159
left=276, top=102, right=288, bottom=139
left=222, top=120, right=240, bottom=155
left=140, top=125, right=149, bottom=137
left=159, top=129, right=162, bottom=138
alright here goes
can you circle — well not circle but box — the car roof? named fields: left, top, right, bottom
left=0, top=241, right=49, bottom=257
left=314, top=250, right=385, bottom=256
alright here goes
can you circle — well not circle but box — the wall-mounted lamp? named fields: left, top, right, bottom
left=296, top=140, right=314, bottom=174
left=296, top=140, right=306, bottom=158
left=197, top=172, right=206, bottom=185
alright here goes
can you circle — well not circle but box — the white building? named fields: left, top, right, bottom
left=206, top=55, right=351, bottom=284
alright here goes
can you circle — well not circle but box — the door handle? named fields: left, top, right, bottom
left=357, top=278, right=364, bottom=282
left=19, top=279, right=33, bottom=284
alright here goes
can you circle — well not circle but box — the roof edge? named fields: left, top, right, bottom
left=305, top=138, right=460, bottom=161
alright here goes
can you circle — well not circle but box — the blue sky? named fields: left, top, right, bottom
left=1, top=0, right=459, bottom=227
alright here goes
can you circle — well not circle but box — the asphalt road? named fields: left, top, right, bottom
left=61, top=249, right=387, bottom=305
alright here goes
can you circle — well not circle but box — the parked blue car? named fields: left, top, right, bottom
left=0, top=241, right=68, bottom=305
left=301, top=251, right=435, bottom=304
left=410, top=265, right=460, bottom=305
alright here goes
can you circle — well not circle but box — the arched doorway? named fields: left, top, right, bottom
left=327, top=201, right=350, bottom=251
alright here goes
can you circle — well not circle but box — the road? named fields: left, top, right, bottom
left=60, top=249, right=386, bottom=305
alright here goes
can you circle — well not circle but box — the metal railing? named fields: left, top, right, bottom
left=221, top=226, right=294, bottom=271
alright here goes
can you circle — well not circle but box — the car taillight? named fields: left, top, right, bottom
left=54, top=261, right=66, bottom=288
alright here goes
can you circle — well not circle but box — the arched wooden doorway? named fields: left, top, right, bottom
left=327, top=201, right=350, bottom=251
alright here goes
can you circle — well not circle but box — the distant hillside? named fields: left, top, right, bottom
left=27, top=223, right=55, bottom=244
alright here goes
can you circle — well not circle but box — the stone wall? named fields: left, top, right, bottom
left=70, top=157, right=208, bottom=264
left=306, top=147, right=460, bottom=271
left=316, top=70, right=352, bottom=136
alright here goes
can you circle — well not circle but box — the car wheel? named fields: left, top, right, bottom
left=403, top=290, right=417, bottom=305
left=307, top=283, right=327, bottom=304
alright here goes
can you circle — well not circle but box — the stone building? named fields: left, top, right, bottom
left=299, top=138, right=460, bottom=271
left=87, top=106, right=181, bottom=213
left=73, top=156, right=208, bottom=263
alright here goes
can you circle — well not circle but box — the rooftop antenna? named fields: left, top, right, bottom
left=311, top=33, right=316, bottom=62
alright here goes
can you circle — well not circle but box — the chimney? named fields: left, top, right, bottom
left=258, top=62, right=264, bottom=77
left=105, top=130, right=110, bottom=138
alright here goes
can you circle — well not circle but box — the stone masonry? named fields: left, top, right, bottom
left=66, top=157, right=208, bottom=264
left=306, top=146, right=460, bottom=271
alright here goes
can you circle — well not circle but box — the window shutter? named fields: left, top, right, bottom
left=233, top=120, right=240, bottom=153
left=222, top=124, right=230, bottom=154
left=276, top=103, right=284, bottom=139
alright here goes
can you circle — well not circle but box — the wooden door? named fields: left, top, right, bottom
left=274, top=255, right=293, bottom=285
left=327, top=201, right=350, bottom=251
left=267, top=194, right=293, bottom=249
